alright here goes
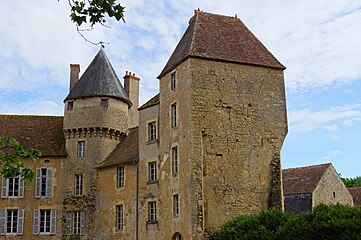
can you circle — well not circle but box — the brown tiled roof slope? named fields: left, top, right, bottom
left=349, top=187, right=361, bottom=206
left=158, top=11, right=285, bottom=78
left=98, top=127, right=139, bottom=168
left=138, top=94, right=159, bottom=110
left=0, top=115, right=66, bottom=157
left=283, top=163, right=331, bottom=195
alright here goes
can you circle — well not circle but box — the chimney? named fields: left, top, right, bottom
left=69, top=64, right=80, bottom=92
left=124, top=71, right=140, bottom=128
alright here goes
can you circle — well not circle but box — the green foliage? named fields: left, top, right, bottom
left=341, top=175, right=361, bottom=188
left=210, top=204, right=361, bottom=240
left=0, top=136, right=41, bottom=182
left=68, top=0, right=125, bottom=27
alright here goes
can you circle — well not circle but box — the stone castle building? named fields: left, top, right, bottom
left=0, top=11, right=287, bottom=239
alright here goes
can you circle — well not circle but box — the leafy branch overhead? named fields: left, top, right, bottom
left=0, top=136, right=41, bottom=182
left=68, top=0, right=125, bottom=27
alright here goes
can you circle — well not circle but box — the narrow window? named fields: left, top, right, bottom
left=148, top=162, right=157, bottom=182
left=172, top=146, right=179, bottom=174
left=173, top=194, right=180, bottom=217
left=73, top=211, right=81, bottom=235
left=40, top=169, right=47, bottom=197
left=116, top=205, right=124, bottom=232
left=75, top=174, right=83, bottom=196
left=171, top=102, right=177, bottom=128
left=171, top=72, right=176, bottom=90
left=8, top=176, right=20, bottom=197
left=40, top=210, right=51, bottom=233
left=117, top=166, right=125, bottom=188
left=101, top=98, right=109, bottom=108
left=35, top=168, right=52, bottom=198
left=77, top=141, right=85, bottom=158
left=148, top=121, right=157, bottom=142
left=6, top=209, right=18, bottom=233
left=333, top=192, right=336, bottom=198
left=148, top=201, right=157, bottom=223
left=67, top=101, right=73, bottom=111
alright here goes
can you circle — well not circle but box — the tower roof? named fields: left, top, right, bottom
left=158, top=11, right=285, bottom=78
left=64, top=49, right=131, bottom=106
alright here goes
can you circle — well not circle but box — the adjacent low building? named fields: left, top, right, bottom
left=282, top=163, right=354, bottom=213
left=349, top=187, right=361, bottom=207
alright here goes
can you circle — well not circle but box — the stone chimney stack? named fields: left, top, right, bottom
left=124, top=71, right=140, bottom=128
left=69, top=64, right=80, bottom=92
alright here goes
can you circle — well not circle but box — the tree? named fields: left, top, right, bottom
left=341, top=176, right=361, bottom=188
left=0, top=136, right=41, bottom=182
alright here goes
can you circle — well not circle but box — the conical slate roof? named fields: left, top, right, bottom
left=158, top=11, right=285, bottom=78
left=64, top=49, right=131, bottom=106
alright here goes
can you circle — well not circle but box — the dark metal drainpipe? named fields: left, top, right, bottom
left=135, top=158, right=139, bottom=240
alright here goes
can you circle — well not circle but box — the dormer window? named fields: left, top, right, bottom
left=101, top=98, right=109, bottom=108
left=171, top=72, right=176, bottom=90
left=67, top=101, right=73, bottom=111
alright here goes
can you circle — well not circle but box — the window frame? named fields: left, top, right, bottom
left=6, top=209, right=18, bottom=234
left=39, top=209, right=51, bottom=234
left=116, top=205, right=124, bottom=232
left=147, top=201, right=157, bottom=223
left=117, top=166, right=125, bottom=189
left=74, top=174, right=83, bottom=196
left=147, top=121, right=157, bottom=143
left=100, top=98, right=109, bottom=108
left=148, top=161, right=157, bottom=183
left=67, top=101, right=73, bottom=111
left=77, top=140, right=85, bottom=158
left=1, top=175, right=24, bottom=199
left=35, top=168, right=52, bottom=198
left=173, top=194, right=180, bottom=218
left=73, top=211, right=81, bottom=235
left=171, top=72, right=176, bottom=90
left=171, top=102, right=177, bottom=128
left=172, top=145, right=179, bottom=174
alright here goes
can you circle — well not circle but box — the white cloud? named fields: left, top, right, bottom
left=289, top=104, right=361, bottom=132
left=343, top=119, right=354, bottom=126
left=324, top=124, right=338, bottom=131
left=330, top=135, right=342, bottom=141
left=321, top=149, right=343, bottom=160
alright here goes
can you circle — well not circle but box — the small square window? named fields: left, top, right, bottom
left=101, top=98, right=108, bottom=108
left=171, top=72, right=176, bottom=90
left=148, top=162, right=157, bottom=182
left=67, top=101, right=73, bottom=111
left=148, top=121, right=157, bottom=142
left=77, top=141, right=85, bottom=158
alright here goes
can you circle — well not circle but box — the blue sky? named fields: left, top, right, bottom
left=0, top=0, right=360, bottom=177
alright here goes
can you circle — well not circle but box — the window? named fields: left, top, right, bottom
left=116, top=205, right=124, bottom=232
left=35, top=168, right=52, bottom=198
left=67, top=101, right=73, bottom=111
left=66, top=211, right=85, bottom=236
left=173, top=194, right=179, bottom=217
left=75, top=174, right=83, bottom=196
left=117, top=166, right=125, bottom=188
left=101, top=98, right=108, bottom=108
left=148, top=121, right=157, bottom=142
left=77, top=141, right=85, bottom=158
left=148, top=201, right=157, bottom=223
left=148, top=162, right=157, bottom=182
left=1, top=209, right=24, bottom=235
left=173, top=233, right=184, bottom=240
left=33, top=209, right=56, bottom=235
left=171, top=72, right=176, bottom=90
left=171, top=103, right=177, bottom=128
left=1, top=175, right=24, bottom=198
left=172, top=146, right=179, bottom=174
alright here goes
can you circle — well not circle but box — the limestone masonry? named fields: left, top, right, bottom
left=0, top=11, right=287, bottom=239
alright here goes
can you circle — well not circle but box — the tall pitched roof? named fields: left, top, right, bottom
left=0, top=115, right=66, bottom=157
left=349, top=187, right=361, bottom=206
left=97, top=127, right=139, bottom=168
left=282, top=163, right=331, bottom=195
left=64, top=49, right=131, bottom=106
left=158, top=11, right=285, bottom=78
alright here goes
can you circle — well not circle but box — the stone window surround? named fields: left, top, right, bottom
left=147, top=200, right=157, bottom=224
left=171, top=71, right=177, bottom=91
left=77, top=140, right=85, bottom=158
left=170, top=102, right=178, bottom=129
left=33, top=208, right=56, bottom=235
left=74, top=174, right=83, bottom=196
left=116, top=204, right=124, bottom=232
left=172, top=193, right=180, bottom=218
left=147, top=159, right=158, bottom=184
left=171, top=143, right=179, bottom=175
left=100, top=98, right=109, bottom=108
left=146, top=118, right=158, bottom=143
left=116, top=166, right=125, bottom=189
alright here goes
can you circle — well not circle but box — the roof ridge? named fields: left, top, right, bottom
left=283, top=163, right=331, bottom=171
left=188, top=11, right=199, bottom=56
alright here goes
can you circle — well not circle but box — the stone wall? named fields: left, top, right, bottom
left=313, top=165, right=354, bottom=207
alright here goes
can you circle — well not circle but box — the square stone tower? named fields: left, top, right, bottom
left=156, top=11, right=288, bottom=239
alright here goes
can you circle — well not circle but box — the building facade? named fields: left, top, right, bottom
left=0, top=11, right=287, bottom=239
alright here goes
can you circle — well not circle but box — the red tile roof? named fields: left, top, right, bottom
left=0, top=115, right=66, bottom=156
left=349, top=187, right=361, bottom=206
left=97, top=127, right=139, bottom=168
left=282, top=163, right=331, bottom=195
left=158, top=11, right=285, bottom=78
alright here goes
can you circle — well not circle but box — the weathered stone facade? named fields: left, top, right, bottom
left=0, top=10, right=289, bottom=240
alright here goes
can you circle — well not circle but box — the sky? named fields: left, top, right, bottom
left=0, top=0, right=360, bottom=177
